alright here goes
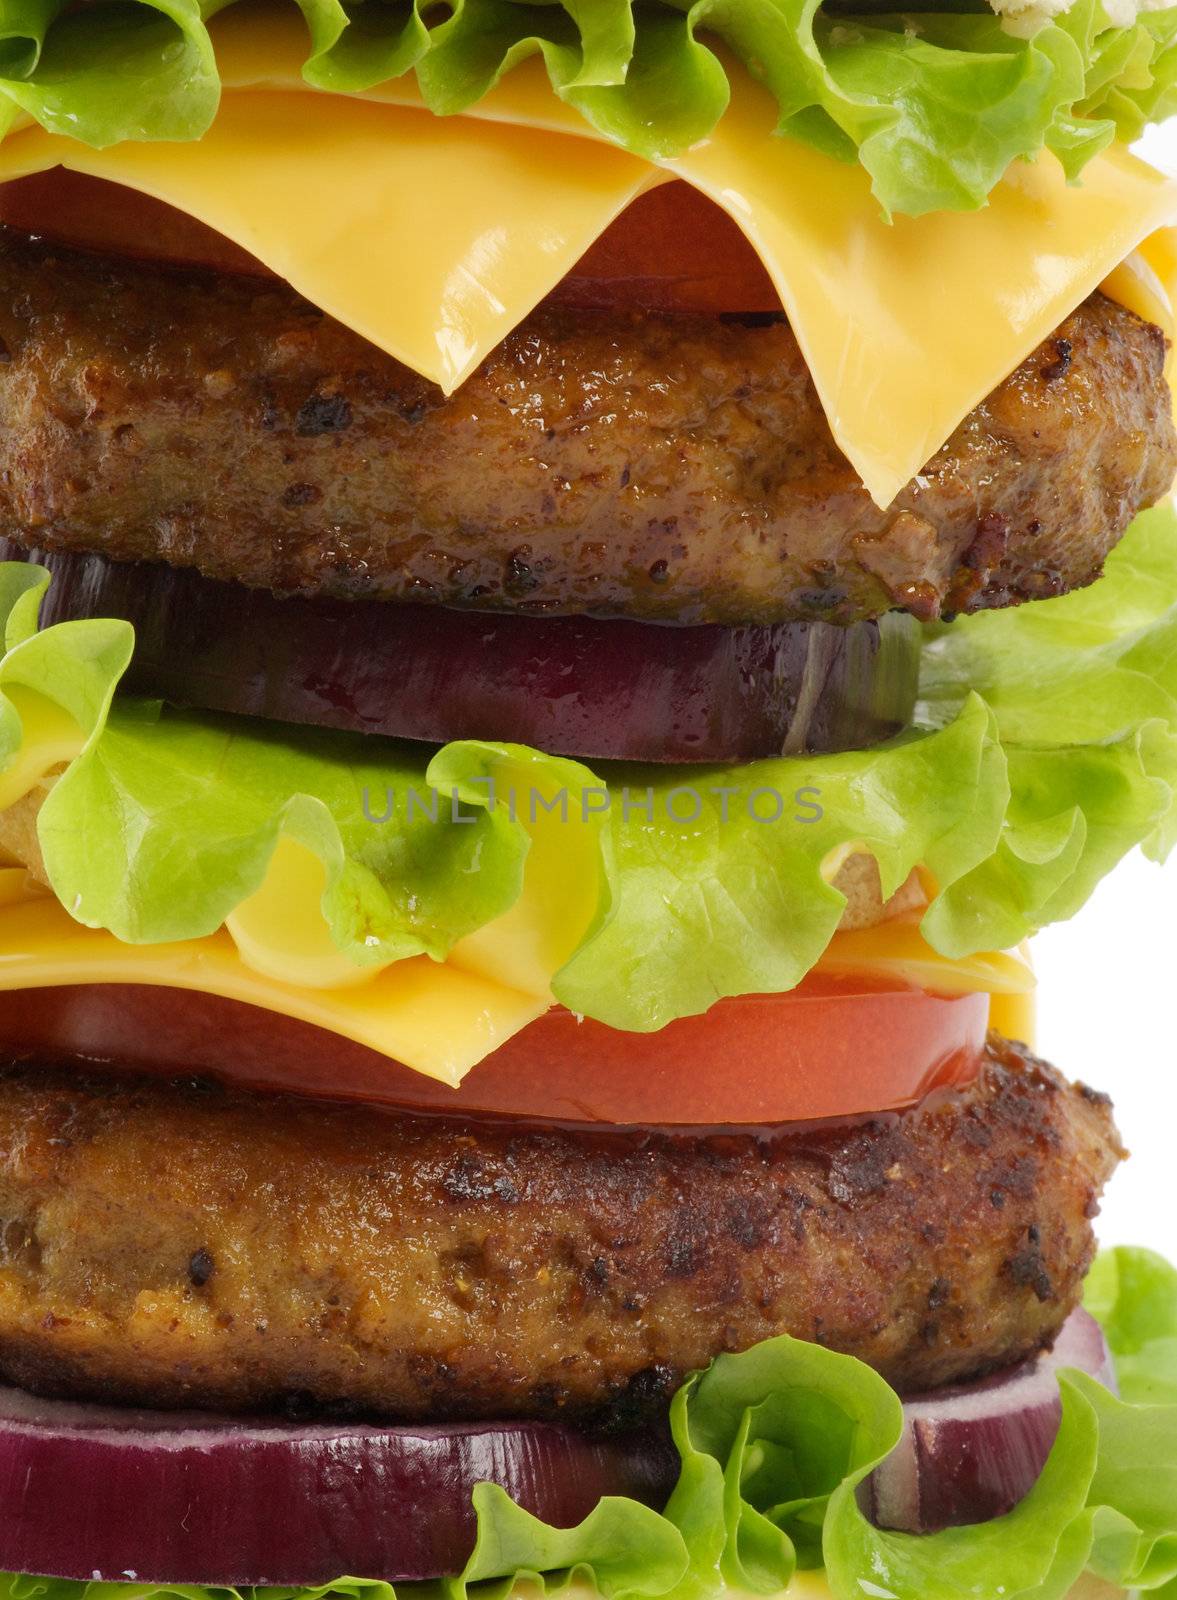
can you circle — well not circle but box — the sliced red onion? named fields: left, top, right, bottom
left=0, top=1386, right=676, bottom=1586
left=0, top=541, right=919, bottom=763
left=865, top=1308, right=1116, bottom=1533
left=0, top=1311, right=1116, bottom=1583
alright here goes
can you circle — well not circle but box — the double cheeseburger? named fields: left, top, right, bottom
left=0, top=2, right=1172, bottom=1598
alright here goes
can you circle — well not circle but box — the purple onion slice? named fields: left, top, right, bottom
left=0, top=541, right=919, bottom=763
left=0, top=1309, right=1116, bottom=1583
left=864, top=1307, right=1116, bottom=1533
left=0, top=1387, right=676, bottom=1586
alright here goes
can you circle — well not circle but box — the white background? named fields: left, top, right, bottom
left=1035, top=852, right=1175, bottom=1254
left=1032, top=120, right=1177, bottom=1257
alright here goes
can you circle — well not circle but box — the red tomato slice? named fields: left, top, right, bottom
left=0, top=974, right=985, bottom=1126
left=552, top=183, right=780, bottom=313
left=0, top=171, right=271, bottom=279
left=0, top=172, right=781, bottom=314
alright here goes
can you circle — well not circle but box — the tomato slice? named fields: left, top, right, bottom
left=0, top=171, right=270, bottom=279
left=0, top=973, right=985, bottom=1126
left=551, top=183, right=780, bottom=313
left=0, top=172, right=781, bottom=315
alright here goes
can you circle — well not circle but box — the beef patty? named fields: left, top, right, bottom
left=0, top=1037, right=1120, bottom=1424
left=0, top=230, right=1171, bottom=626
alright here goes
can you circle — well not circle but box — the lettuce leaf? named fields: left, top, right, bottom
left=0, top=0, right=1175, bottom=216
left=1085, top=1247, right=1177, bottom=1406
left=2, top=502, right=1177, bottom=1032
left=4, top=1246, right=1176, bottom=1600
left=665, top=1248, right=1177, bottom=1600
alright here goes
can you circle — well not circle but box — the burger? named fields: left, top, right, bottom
left=0, top=2, right=1171, bottom=1597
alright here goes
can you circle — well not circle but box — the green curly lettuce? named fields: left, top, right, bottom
left=2, top=1246, right=1175, bottom=1600
left=1, top=503, right=1176, bottom=1033
left=0, top=0, right=1174, bottom=216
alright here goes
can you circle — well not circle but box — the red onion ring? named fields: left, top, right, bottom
left=0, top=1388, right=676, bottom=1586
left=0, top=542, right=919, bottom=763
left=864, top=1307, right=1116, bottom=1532
left=0, top=1309, right=1114, bottom=1583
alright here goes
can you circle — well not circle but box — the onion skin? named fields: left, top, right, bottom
left=864, top=1308, right=1116, bottom=1533
left=0, top=542, right=919, bottom=763
left=0, top=1388, right=677, bottom=1586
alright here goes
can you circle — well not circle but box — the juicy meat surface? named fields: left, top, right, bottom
left=0, top=1037, right=1120, bottom=1422
left=0, top=230, right=1172, bottom=626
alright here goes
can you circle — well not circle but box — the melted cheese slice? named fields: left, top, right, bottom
left=1104, top=233, right=1177, bottom=406
left=0, top=867, right=1035, bottom=1076
left=0, top=4, right=1170, bottom=504
left=823, top=914, right=1036, bottom=1046
left=0, top=870, right=545, bottom=1084
left=0, top=659, right=1035, bottom=1078
left=0, top=93, right=660, bottom=393
left=0, top=695, right=1036, bottom=1078
left=0, top=699, right=612, bottom=1081
left=822, top=915, right=1031, bottom=995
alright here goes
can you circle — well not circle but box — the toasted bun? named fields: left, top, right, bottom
left=831, top=852, right=928, bottom=929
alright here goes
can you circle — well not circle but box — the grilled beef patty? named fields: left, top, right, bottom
left=0, top=1036, right=1121, bottom=1424
left=0, top=231, right=1171, bottom=626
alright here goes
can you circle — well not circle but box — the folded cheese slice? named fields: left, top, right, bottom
left=0, top=870, right=547, bottom=1085
left=0, top=4, right=1170, bottom=505
left=0, top=684, right=1034, bottom=1080
left=0, top=868, right=1034, bottom=1082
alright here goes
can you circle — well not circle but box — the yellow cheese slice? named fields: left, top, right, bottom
left=821, top=915, right=1033, bottom=996
left=0, top=695, right=600, bottom=1078
left=0, top=656, right=1037, bottom=1076
left=0, top=3, right=1171, bottom=505
left=989, top=985, right=1037, bottom=1047
left=0, top=92, right=659, bottom=394
left=448, top=759, right=605, bottom=997
left=0, top=869, right=544, bottom=1085
left=823, top=913, right=1037, bottom=1047
left=1104, top=245, right=1177, bottom=338
left=225, top=834, right=384, bottom=991
left=0, top=869, right=1035, bottom=1076
left=1103, top=231, right=1177, bottom=406
left=666, top=124, right=1177, bottom=507
left=0, top=688, right=84, bottom=812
